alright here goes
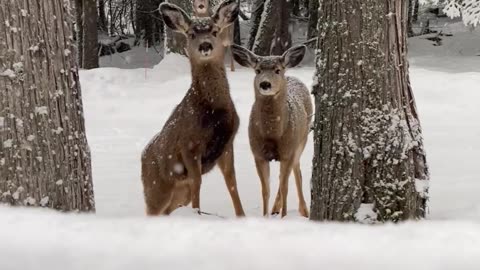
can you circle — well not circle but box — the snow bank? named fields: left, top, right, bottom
left=0, top=206, right=479, bottom=270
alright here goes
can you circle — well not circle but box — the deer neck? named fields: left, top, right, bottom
left=257, top=85, right=288, bottom=139
left=191, top=61, right=231, bottom=107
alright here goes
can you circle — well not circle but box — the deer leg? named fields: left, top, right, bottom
left=229, top=45, right=235, bottom=72
left=279, top=159, right=295, bottom=218
left=165, top=182, right=192, bottom=215
left=254, top=158, right=270, bottom=217
left=218, top=145, right=245, bottom=217
left=145, top=180, right=175, bottom=216
left=181, top=149, right=202, bottom=213
left=293, top=163, right=309, bottom=218
left=271, top=186, right=282, bottom=216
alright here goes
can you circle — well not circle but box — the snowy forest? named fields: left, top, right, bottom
left=0, top=0, right=480, bottom=269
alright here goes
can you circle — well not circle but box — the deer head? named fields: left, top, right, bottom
left=160, top=0, right=239, bottom=63
left=231, top=45, right=307, bottom=96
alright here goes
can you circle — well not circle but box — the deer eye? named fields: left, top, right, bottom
left=255, top=69, right=261, bottom=74
left=275, top=69, right=281, bottom=74
left=212, top=31, right=218, bottom=37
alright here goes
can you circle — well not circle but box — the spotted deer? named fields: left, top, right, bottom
left=193, top=0, right=236, bottom=72
left=231, top=45, right=312, bottom=218
left=141, top=0, right=245, bottom=217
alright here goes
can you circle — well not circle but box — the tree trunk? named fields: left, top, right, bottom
left=413, top=0, right=419, bottom=22
left=408, top=0, right=414, bottom=37
left=307, top=0, right=319, bottom=40
left=98, top=0, right=108, bottom=33
left=74, top=0, right=84, bottom=66
left=82, top=0, right=99, bottom=69
left=0, top=0, right=95, bottom=211
left=234, top=0, right=241, bottom=45
left=247, top=0, right=264, bottom=50
left=252, top=0, right=291, bottom=56
left=310, top=0, right=429, bottom=223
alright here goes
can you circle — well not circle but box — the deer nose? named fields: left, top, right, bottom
left=198, top=4, right=205, bottom=9
left=198, top=42, right=213, bottom=55
left=260, top=81, right=271, bottom=90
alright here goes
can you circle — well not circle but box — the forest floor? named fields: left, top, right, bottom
left=1, top=20, right=479, bottom=269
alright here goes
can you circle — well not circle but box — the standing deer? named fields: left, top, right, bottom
left=231, top=44, right=312, bottom=218
left=141, top=0, right=245, bottom=217
left=193, top=0, right=236, bottom=72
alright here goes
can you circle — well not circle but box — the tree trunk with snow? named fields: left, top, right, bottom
left=310, top=0, right=429, bottom=223
left=247, top=0, right=264, bottom=50
left=252, top=0, right=291, bottom=56
left=0, top=0, right=95, bottom=211
left=74, top=0, right=84, bottom=66
left=73, top=0, right=99, bottom=69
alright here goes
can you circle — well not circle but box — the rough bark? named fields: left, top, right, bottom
left=310, top=0, right=429, bottom=223
left=74, top=0, right=84, bottom=66
left=252, top=0, right=291, bottom=56
left=0, top=0, right=95, bottom=211
left=82, top=0, right=99, bottom=69
left=247, top=0, right=264, bottom=50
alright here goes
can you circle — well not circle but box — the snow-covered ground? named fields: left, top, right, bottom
left=1, top=20, right=480, bottom=269
left=1, top=206, right=480, bottom=270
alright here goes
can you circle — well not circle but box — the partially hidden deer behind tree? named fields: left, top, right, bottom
left=141, top=0, right=245, bottom=217
left=231, top=45, right=312, bottom=218
left=193, top=0, right=236, bottom=71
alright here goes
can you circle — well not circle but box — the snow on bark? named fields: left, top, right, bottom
left=252, top=0, right=291, bottom=56
left=310, top=0, right=429, bottom=223
left=0, top=0, right=95, bottom=211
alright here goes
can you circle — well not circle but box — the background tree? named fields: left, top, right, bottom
left=310, top=0, right=429, bottom=222
left=74, top=0, right=99, bottom=69
left=0, top=0, right=95, bottom=211
left=247, top=0, right=264, bottom=50
left=307, top=0, right=319, bottom=41
left=252, top=0, right=291, bottom=56
left=135, top=0, right=164, bottom=47
left=98, top=0, right=109, bottom=33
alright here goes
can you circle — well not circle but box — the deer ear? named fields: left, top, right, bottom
left=159, top=3, right=191, bottom=33
left=231, top=45, right=258, bottom=68
left=282, top=45, right=306, bottom=68
left=212, top=0, right=239, bottom=29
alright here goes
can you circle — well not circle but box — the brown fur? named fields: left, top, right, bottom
left=142, top=1, right=245, bottom=217
left=250, top=77, right=313, bottom=218
left=231, top=44, right=312, bottom=218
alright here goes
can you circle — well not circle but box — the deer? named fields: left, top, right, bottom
left=193, top=0, right=236, bottom=72
left=231, top=44, right=312, bottom=218
left=141, top=0, right=245, bottom=217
